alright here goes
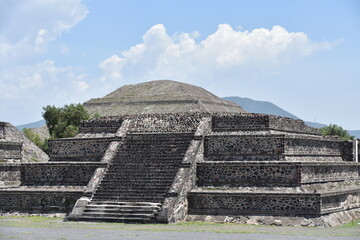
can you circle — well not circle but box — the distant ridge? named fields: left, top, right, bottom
left=223, top=96, right=358, bottom=138
left=223, top=97, right=299, bottom=119
left=16, top=120, right=45, bottom=131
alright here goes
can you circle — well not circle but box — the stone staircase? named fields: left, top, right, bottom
left=73, top=201, right=162, bottom=222
left=74, top=132, right=194, bottom=222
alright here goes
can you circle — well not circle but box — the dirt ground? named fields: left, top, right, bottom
left=0, top=216, right=359, bottom=240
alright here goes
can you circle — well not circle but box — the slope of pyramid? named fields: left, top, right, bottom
left=0, top=121, right=49, bottom=163
left=83, top=80, right=246, bottom=116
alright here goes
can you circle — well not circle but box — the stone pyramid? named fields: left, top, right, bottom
left=83, top=80, right=245, bottom=115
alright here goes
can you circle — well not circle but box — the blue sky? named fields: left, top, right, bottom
left=1, top=0, right=360, bottom=129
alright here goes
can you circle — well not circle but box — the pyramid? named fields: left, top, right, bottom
left=1, top=80, right=359, bottom=227
left=83, top=80, right=245, bottom=115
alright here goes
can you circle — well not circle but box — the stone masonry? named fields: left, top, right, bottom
left=0, top=80, right=359, bottom=227
left=0, top=112, right=359, bottom=227
left=0, top=122, right=48, bottom=163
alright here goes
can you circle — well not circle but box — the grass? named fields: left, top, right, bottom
left=337, top=220, right=360, bottom=228
left=0, top=216, right=359, bottom=237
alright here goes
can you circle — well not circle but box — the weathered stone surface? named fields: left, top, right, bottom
left=0, top=122, right=49, bottom=162
left=83, top=80, right=246, bottom=116
left=0, top=80, right=359, bottom=226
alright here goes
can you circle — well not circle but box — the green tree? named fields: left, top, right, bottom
left=23, top=128, right=49, bottom=152
left=320, top=124, right=354, bottom=140
left=42, top=104, right=89, bottom=138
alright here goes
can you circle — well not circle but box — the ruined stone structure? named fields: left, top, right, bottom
left=0, top=80, right=359, bottom=227
left=0, top=122, right=49, bottom=164
left=83, top=80, right=245, bottom=116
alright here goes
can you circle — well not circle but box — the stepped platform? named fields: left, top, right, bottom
left=0, top=121, right=48, bottom=163
left=1, top=110, right=360, bottom=226
left=68, top=201, right=162, bottom=223
left=72, top=132, right=195, bottom=222
left=0, top=142, right=22, bottom=162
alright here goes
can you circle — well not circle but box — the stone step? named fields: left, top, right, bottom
left=100, top=174, right=176, bottom=179
left=106, top=166, right=180, bottom=170
left=95, top=189, right=169, bottom=195
left=81, top=212, right=154, bottom=218
left=94, top=191, right=168, bottom=197
left=70, top=215, right=156, bottom=223
left=89, top=201, right=161, bottom=206
left=96, top=183, right=172, bottom=188
left=84, top=208, right=159, bottom=214
left=93, top=191, right=167, bottom=196
left=97, top=182, right=173, bottom=188
left=120, top=143, right=190, bottom=147
left=85, top=205, right=160, bottom=210
left=102, top=175, right=177, bottom=180
left=120, top=142, right=189, bottom=146
left=86, top=203, right=160, bottom=209
left=106, top=167, right=180, bottom=171
left=92, top=197, right=165, bottom=202
left=108, top=164, right=181, bottom=169
left=117, top=146, right=187, bottom=149
left=115, top=156, right=185, bottom=159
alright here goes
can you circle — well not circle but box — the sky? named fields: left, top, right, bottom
left=0, top=0, right=360, bottom=129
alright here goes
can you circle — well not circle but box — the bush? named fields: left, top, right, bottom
left=42, top=104, right=90, bottom=138
left=320, top=124, right=354, bottom=140
left=23, top=128, right=48, bottom=152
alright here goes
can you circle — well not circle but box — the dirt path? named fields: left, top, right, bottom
left=0, top=217, right=359, bottom=240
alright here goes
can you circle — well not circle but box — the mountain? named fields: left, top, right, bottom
left=16, top=120, right=45, bottom=131
left=223, top=96, right=359, bottom=138
left=223, top=97, right=299, bottom=119
left=303, top=121, right=326, bottom=129
left=348, top=130, right=360, bottom=139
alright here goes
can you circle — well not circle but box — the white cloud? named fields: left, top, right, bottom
left=99, top=24, right=333, bottom=85
left=99, top=55, right=126, bottom=81
left=77, top=80, right=89, bottom=92
left=0, top=60, right=90, bottom=101
left=0, top=0, right=88, bottom=65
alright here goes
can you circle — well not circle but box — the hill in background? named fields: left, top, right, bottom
left=14, top=95, right=359, bottom=139
left=223, top=96, right=359, bottom=138
left=16, top=120, right=45, bottom=132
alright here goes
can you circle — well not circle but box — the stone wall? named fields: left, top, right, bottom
left=341, top=140, right=356, bottom=162
left=211, top=113, right=320, bottom=135
left=196, top=162, right=360, bottom=187
left=204, top=135, right=284, bottom=161
left=20, top=163, right=105, bottom=186
left=0, top=122, right=5, bottom=139
left=0, top=142, right=22, bottom=160
left=268, top=116, right=320, bottom=135
left=79, top=117, right=123, bottom=134
left=0, top=164, right=20, bottom=186
left=321, top=191, right=360, bottom=214
left=284, top=138, right=342, bottom=155
left=2, top=122, right=49, bottom=162
left=204, top=135, right=346, bottom=161
left=301, top=164, right=360, bottom=183
left=127, top=113, right=203, bottom=133
left=188, top=192, right=321, bottom=215
left=196, top=162, right=300, bottom=187
left=212, top=114, right=269, bottom=131
left=0, top=190, right=82, bottom=213
left=48, top=138, right=114, bottom=161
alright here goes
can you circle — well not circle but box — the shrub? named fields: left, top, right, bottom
left=320, top=124, right=354, bottom=140
left=42, top=104, right=90, bottom=138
